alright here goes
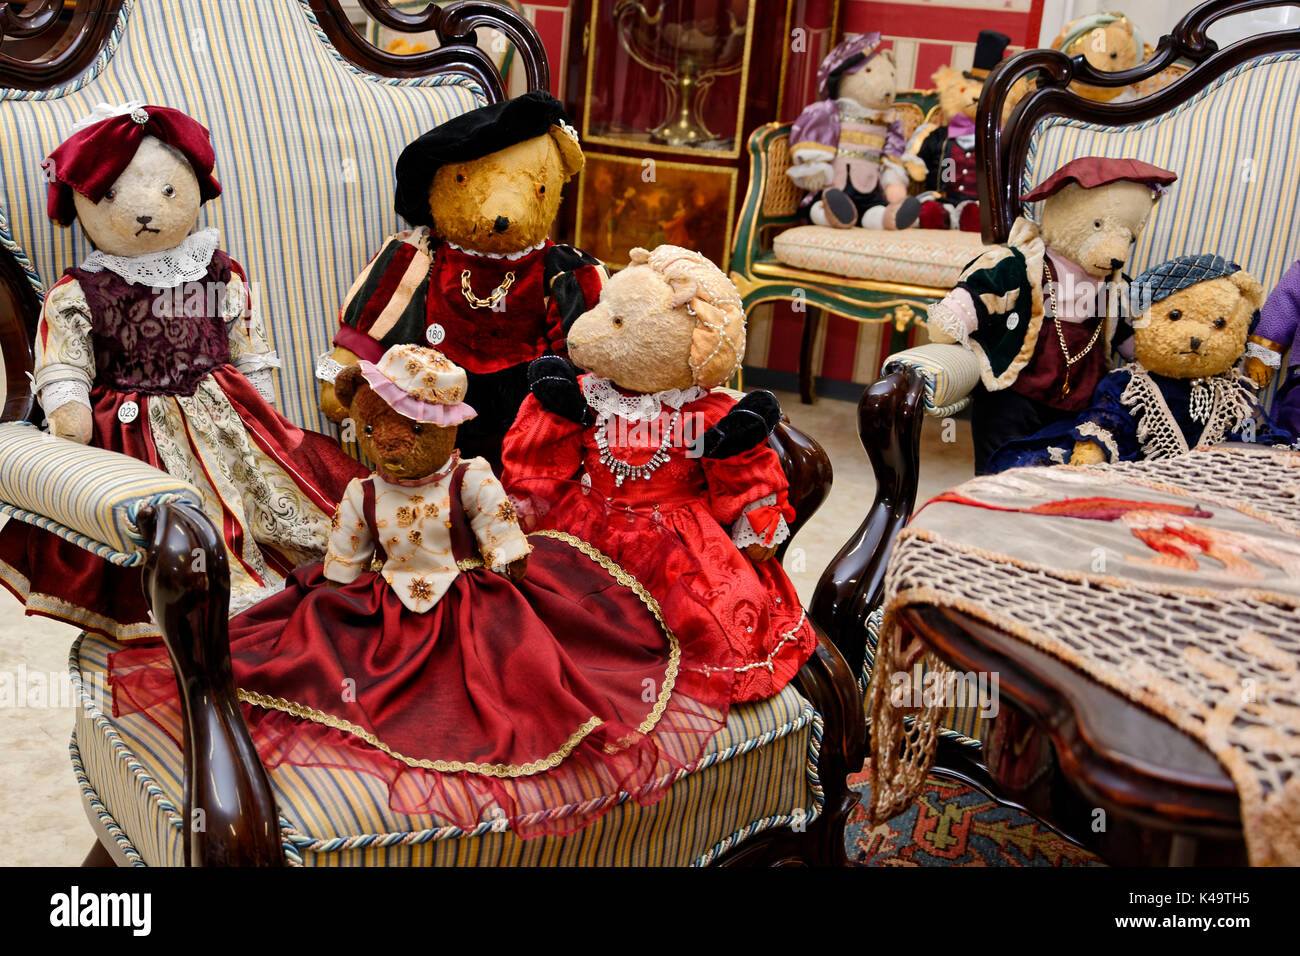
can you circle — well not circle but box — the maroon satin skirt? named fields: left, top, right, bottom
left=110, top=532, right=731, bottom=837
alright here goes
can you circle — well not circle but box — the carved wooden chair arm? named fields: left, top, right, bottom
left=810, top=367, right=927, bottom=679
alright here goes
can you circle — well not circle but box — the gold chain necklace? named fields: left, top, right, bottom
left=461, top=269, right=515, bottom=310
left=1045, top=262, right=1104, bottom=398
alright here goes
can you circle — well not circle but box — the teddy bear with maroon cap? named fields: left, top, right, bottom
left=926, top=155, right=1178, bottom=472
left=0, top=103, right=365, bottom=640
left=317, top=91, right=605, bottom=473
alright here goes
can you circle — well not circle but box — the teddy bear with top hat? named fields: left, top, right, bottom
left=0, top=103, right=365, bottom=639
left=502, top=245, right=816, bottom=704
left=988, top=254, right=1296, bottom=470
left=926, top=156, right=1178, bottom=473
left=786, top=32, right=927, bottom=230
left=316, top=91, right=605, bottom=473
left=112, top=342, right=736, bottom=837
left=910, top=30, right=1010, bottom=232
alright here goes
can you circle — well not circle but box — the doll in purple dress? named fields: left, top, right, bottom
left=1246, top=260, right=1300, bottom=435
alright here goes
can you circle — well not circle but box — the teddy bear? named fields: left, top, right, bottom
left=501, top=245, right=817, bottom=703
left=786, top=32, right=926, bottom=230
left=926, top=156, right=1179, bottom=473
left=111, top=343, right=735, bottom=836
left=0, top=102, right=366, bottom=640
left=1053, top=12, right=1144, bottom=103
left=1003, top=13, right=1180, bottom=119
left=316, top=91, right=606, bottom=473
left=1244, top=260, right=1300, bottom=437
left=986, top=255, right=1296, bottom=470
left=912, top=30, right=1010, bottom=232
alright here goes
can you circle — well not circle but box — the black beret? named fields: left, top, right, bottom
left=394, top=90, right=573, bottom=227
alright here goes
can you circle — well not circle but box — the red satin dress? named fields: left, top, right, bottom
left=110, top=463, right=730, bottom=837
left=502, top=387, right=817, bottom=703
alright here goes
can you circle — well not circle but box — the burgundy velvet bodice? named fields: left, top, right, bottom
left=68, top=250, right=234, bottom=396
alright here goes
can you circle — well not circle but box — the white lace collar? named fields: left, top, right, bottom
left=81, top=227, right=220, bottom=289
left=582, top=375, right=708, bottom=423
left=445, top=239, right=547, bottom=261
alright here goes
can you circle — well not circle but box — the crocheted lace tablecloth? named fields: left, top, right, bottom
left=869, top=445, right=1300, bottom=865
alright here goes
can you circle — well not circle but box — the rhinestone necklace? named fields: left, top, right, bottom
left=594, top=409, right=681, bottom=487
left=461, top=269, right=515, bottom=310
left=1045, top=261, right=1104, bottom=398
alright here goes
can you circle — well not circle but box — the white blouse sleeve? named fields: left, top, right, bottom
left=34, top=278, right=95, bottom=415
left=224, top=266, right=280, bottom=402
left=323, top=479, right=373, bottom=584
left=460, top=457, right=532, bottom=572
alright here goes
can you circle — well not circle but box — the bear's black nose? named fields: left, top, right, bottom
left=136, top=215, right=153, bottom=225
left=493, top=216, right=510, bottom=233
left=1189, top=336, right=1203, bottom=352
left=1108, top=258, right=1124, bottom=271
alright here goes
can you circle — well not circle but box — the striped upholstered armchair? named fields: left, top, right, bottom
left=846, top=0, right=1300, bottom=775
left=0, top=0, right=861, bottom=866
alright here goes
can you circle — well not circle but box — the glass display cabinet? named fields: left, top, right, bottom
left=561, top=0, right=839, bottom=269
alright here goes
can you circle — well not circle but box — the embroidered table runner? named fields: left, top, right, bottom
left=869, top=445, right=1300, bottom=865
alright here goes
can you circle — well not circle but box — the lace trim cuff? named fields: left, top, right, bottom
left=1244, top=342, right=1283, bottom=369
left=235, top=351, right=282, bottom=375
left=731, top=493, right=791, bottom=548
left=33, top=362, right=92, bottom=394
left=1075, top=421, right=1120, bottom=463
left=316, top=351, right=347, bottom=384
left=39, top=380, right=91, bottom=415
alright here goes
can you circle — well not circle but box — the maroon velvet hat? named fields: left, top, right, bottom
left=1021, top=156, right=1177, bottom=202
left=43, top=105, right=222, bottom=226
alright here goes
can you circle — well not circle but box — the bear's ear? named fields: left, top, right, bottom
left=1229, top=269, right=1264, bottom=311
left=880, top=49, right=896, bottom=66
left=931, top=65, right=958, bottom=88
left=548, top=127, right=585, bottom=180
left=334, top=364, right=365, bottom=410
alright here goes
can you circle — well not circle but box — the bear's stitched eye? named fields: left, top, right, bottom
left=104, top=188, right=117, bottom=201
left=1168, top=310, right=1182, bottom=321
left=538, top=185, right=546, bottom=195
left=455, top=172, right=466, bottom=184
left=1214, top=317, right=1227, bottom=329
left=162, top=184, right=175, bottom=198
left=364, top=424, right=374, bottom=436
left=412, top=423, right=423, bottom=434
left=1094, top=220, right=1102, bottom=229
left=612, top=316, right=623, bottom=327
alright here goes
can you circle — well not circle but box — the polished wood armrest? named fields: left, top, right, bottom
left=811, top=367, right=926, bottom=678
left=136, top=500, right=283, bottom=866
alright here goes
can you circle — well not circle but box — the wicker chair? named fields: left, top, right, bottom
left=728, top=92, right=988, bottom=403
left=0, top=0, right=863, bottom=867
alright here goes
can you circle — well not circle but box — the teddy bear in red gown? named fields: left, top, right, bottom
left=502, top=245, right=817, bottom=703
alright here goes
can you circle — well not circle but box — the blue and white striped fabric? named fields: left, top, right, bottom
left=0, top=423, right=199, bottom=564
left=883, top=343, right=981, bottom=417
left=1024, top=54, right=1300, bottom=299
left=0, top=0, right=483, bottom=434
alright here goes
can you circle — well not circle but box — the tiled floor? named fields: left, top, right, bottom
left=0, top=388, right=973, bottom=865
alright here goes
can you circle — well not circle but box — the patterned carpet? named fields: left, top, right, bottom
left=845, top=768, right=1102, bottom=867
